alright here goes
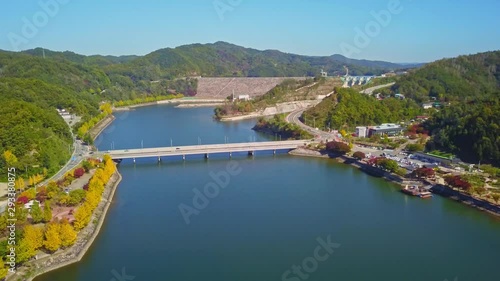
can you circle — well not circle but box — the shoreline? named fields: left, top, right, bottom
left=289, top=147, right=500, bottom=218
left=22, top=171, right=122, bottom=281
left=89, top=114, right=115, bottom=141
left=113, top=98, right=225, bottom=111
left=175, top=102, right=224, bottom=108
left=9, top=114, right=122, bottom=280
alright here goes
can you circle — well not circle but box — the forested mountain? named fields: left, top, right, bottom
left=22, top=48, right=139, bottom=67
left=391, top=51, right=500, bottom=102
left=105, top=41, right=413, bottom=82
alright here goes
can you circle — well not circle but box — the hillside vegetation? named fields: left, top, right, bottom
left=424, top=100, right=500, bottom=166
left=389, top=51, right=500, bottom=166
left=20, top=41, right=414, bottom=101
left=303, top=87, right=422, bottom=130
left=391, top=51, right=500, bottom=102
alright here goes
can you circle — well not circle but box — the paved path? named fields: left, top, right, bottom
left=286, top=109, right=340, bottom=141
left=360, top=82, right=395, bottom=94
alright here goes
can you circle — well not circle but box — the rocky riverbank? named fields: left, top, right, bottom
left=289, top=147, right=406, bottom=185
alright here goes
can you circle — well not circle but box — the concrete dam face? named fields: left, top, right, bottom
left=195, top=77, right=305, bottom=99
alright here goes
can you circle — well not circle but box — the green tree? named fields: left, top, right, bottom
left=406, top=143, right=424, bottom=152
left=43, top=200, right=53, bottom=223
left=30, top=201, right=44, bottom=223
left=378, top=159, right=399, bottom=173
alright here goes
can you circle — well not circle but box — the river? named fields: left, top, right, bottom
left=36, top=104, right=500, bottom=281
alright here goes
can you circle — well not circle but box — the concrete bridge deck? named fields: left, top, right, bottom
left=99, top=140, right=309, bottom=160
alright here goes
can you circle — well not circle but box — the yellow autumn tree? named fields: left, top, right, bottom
left=0, top=258, right=8, bottom=280
left=15, top=177, right=26, bottom=191
left=73, top=203, right=92, bottom=231
left=23, top=225, right=44, bottom=250
left=77, top=123, right=89, bottom=138
left=104, top=158, right=116, bottom=178
left=59, top=220, right=78, bottom=247
left=29, top=176, right=35, bottom=187
left=34, top=174, right=44, bottom=185
left=3, top=150, right=18, bottom=166
left=43, top=223, right=61, bottom=252
left=16, top=238, right=34, bottom=264
left=93, top=169, right=107, bottom=184
left=100, top=103, right=113, bottom=115
left=88, top=177, right=104, bottom=193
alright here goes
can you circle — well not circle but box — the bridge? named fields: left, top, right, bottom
left=98, top=140, right=309, bottom=162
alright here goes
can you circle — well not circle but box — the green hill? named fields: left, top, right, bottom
left=106, top=41, right=412, bottom=81
left=303, top=87, right=422, bottom=130
left=391, top=51, right=500, bottom=102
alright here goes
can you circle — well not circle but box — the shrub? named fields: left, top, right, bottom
left=406, top=143, right=424, bottom=152
left=412, top=167, right=435, bottom=178
left=17, top=196, right=29, bottom=205
left=326, top=141, right=351, bottom=155
left=353, top=151, right=366, bottom=160
left=445, top=175, right=471, bottom=191
left=74, top=168, right=85, bottom=178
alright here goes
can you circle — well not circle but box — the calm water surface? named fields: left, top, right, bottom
left=36, top=105, right=500, bottom=281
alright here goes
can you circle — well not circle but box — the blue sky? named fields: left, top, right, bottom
left=1, top=0, right=499, bottom=63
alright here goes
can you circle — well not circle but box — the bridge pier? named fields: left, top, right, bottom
left=205, top=153, right=209, bottom=159
left=248, top=151, right=254, bottom=156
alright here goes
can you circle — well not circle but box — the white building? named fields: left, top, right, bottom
left=238, top=94, right=250, bottom=101
left=356, top=126, right=368, bottom=138
left=56, top=108, right=73, bottom=120
left=422, top=103, right=433, bottom=109
left=24, top=200, right=40, bottom=210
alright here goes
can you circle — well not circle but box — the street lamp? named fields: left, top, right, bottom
left=170, top=138, right=173, bottom=147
